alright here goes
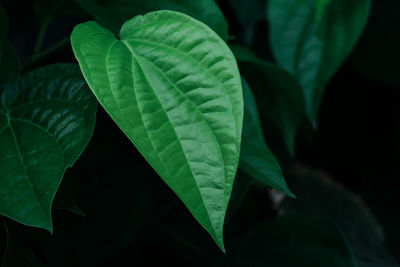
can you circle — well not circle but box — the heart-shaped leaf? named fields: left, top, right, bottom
left=70, top=10, right=243, bottom=252
left=75, top=0, right=228, bottom=40
left=240, top=78, right=294, bottom=197
left=0, top=64, right=97, bottom=231
left=268, top=0, right=371, bottom=125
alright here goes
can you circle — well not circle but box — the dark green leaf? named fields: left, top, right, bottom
left=2, top=120, right=153, bottom=266
left=228, top=0, right=266, bottom=45
left=349, top=0, right=400, bottom=85
left=0, top=64, right=97, bottom=231
left=0, top=119, right=64, bottom=231
left=240, top=78, right=294, bottom=197
left=52, top=172, right=84, bottom=217
left=70, top=11, right=243, bottom=252
left=229, top=0, right=266, bottom=27
left=75, top=0, right=228, bottom=40
left=283, top=168, right=399, bottom=267
left=235, top=215, right=357, bottom=267
left=268, top=0, right=371, bottom=124
left=232, top=44, right=304, bottom=155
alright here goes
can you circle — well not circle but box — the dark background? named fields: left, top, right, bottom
left=1, top=0, right=399, bottom=265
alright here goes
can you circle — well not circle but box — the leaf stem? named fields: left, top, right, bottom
left=22, top=37, right=70, bottom=71
left=32, top=17, right=51, bottom=58
left=1, top=220, right=9, bottom=267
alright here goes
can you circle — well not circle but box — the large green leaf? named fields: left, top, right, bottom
left=240, top=78, right=294, bottom=197
left=70, top=11, right=243, bottom=252
left=234, top=215, right=357, bottom=267
left=232, top=44, right=304, bottom=155
left=283, top=168, right=399, bottom=267
left=0, top=64, right=97, bottom=231
left=268, top=0, right=371, bottom=125
left=75, top=0, right=228, bottom=40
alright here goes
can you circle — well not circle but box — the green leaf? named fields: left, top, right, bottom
left=232, top=44, right=304, bottom=155
left=240, top=78, right=294, bottom=197
left=235, top=215, right=357, bottom=267
left=283, top=168, right=399, bottom=267
left=0, top=64, right=97, bottom=232
left=2, top=124, right=153, bottom=266
left=75, top=0, right=228, bottom=40
left=70, top=11, right=243, bottom=252
left=229, top=0, right=266, bottom=27
left=268, top=0, right=371, bottom=124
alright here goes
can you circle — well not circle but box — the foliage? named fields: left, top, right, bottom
left=0, top=0, right=398, bottom=266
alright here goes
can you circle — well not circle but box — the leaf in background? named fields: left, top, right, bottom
left=240, top=78, right=294, bottom=197
left=52, top=172, right=84, bottom=217
left=75, top=0, right=228, bottom=40
left=2, top=221, right=46, bottom=267
left=0, top=5, right=19, bottom=85
left=34, top=0, right=88, bottom=21
left=70, top=11, right=243, bottom=252
left=0, top=64, right=97, bottom=232
left=232, top=44, right=304, bottom=155
left=234, top=215, right=357, bottom=267
left=282, top=168, right=399, bottom=267
left=225, top=169, right=253, bottom=222
left=228, top=0, right=266, bottom=45
left=268, top=0, right=371, bottom=125
left=2, top=111, right=153, bottom=267
left=349, top=0, right=400, bottom=85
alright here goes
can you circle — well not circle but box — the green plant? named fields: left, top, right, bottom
left=0, top=0, right=399, bottom=266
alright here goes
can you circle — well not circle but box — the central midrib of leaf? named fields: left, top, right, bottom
left=1, top=113, right=50, bottom=222
left=120, top=39, right=226, bottom=237
left=122, top=37, right=238, bottom=194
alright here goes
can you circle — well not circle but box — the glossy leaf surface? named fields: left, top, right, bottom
left=0, top=64, right=97, bottom=231
left=75, top=0, right=228, bottom=40
left=268, top=0, right=371, bottom=124
left=70, top=10, right=243, bottom=252
left=240, top=78, right=294, bottom=197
